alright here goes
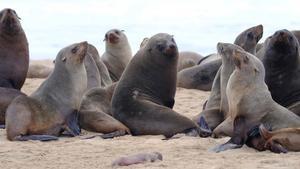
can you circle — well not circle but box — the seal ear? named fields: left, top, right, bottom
left=61, top=56, right=66, bottom=62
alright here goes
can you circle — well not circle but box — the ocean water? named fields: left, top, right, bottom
left=2, top=0, right=300, bottom=59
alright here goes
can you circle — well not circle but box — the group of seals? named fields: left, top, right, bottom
left=177, top=25, right=263, bottom=91
left=210, top=43, right=300, bottom=153
left=6, top=41, right=88, bottom=141
left=101, top=29, right=132, bottom=82
left=0, top=8, right=29, bottom=127
left=111, top=33, right=210, bottom=138
left=193, top=25, right=264, bottom=131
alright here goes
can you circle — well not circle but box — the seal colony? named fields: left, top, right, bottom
left=0, top=8, right=299, bottom=161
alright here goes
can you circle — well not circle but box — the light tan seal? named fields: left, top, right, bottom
left=101, top=29, right=132, bottom=82
left=5, top=41, right=88, bottom=141
left=0, top=8, right=29, bottom=90
left=111, top=33, right=210, bottom=138
left=193, top=25, right=264, bottom=131
left=211, top=43, right=300, bottom=153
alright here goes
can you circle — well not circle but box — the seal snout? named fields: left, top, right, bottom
left=255, top=24, right=263, bottom=42
left=217, top=42, right=226, bottom=54
left=76, top=41, right=88, bottom=62
left=164, top=43, right=177, bottom=57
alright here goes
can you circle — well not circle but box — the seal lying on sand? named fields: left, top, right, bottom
left=112, top=33, right=210, bottom=138
left=6, top=41, right=88, bottom=141
left=112, top=152, right=163, bottom=167
left=211, top=43, right=300, bottom=153
left=177, top=25, right=263, bottom=91
left=0, top=8, right=29, bottom=90
left=101, top=29, right=132, bottom=82
left=258, top=29, right=300, bottom=116
left=193, top=25, right=263, bottom=131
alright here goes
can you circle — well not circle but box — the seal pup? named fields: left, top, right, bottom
left=258, top=29, right=300, bottom=116
left=0, top=8, right=29, bottom=90
left=5, top=41, right=88, bottom=141
left=101, top=29, right=132, bottom=82
left=79, top=83, right=130, bottom=137
left=112, top=33, right=210, bottom=138
left=193, top=25, right=264, bottom=130
left=211, top=43, right=300, bottom=152
left=177, top=25, right=263, bottom=91
left=112, top=152, right=163, bottom=167
left=259, top=124, right=300, bottom=152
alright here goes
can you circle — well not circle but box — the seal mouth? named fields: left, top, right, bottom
left=108, top=33, right=120, bottom=44
left=163, top=43, right=177, bottom=57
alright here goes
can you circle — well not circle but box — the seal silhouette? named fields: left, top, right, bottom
left=6, top=41, right=88, bottom=141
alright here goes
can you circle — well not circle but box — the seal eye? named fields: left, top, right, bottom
left=247, top=32, right=254, bottom=39
left=289, top=36, right=293, bottom=41
left=71, top=46, right=78, bottom=54
left=156, top=44, right=165, bottom=52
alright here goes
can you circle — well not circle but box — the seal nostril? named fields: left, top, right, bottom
left=279, top=31, right=284, bottom=36
left=169, top=44, right=175, bottom=49
left=7, top=9, right=11, bottom=13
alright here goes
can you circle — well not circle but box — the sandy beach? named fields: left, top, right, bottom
left=0, top=61, right=299, bottom=169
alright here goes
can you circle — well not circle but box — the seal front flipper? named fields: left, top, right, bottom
left=197, top=116, right=212, bottom=137
left=266, top=141, right=288, bottom=154
left=64, top=110, right=81, bottom=136
left=14, top=135, right=59, bottom=141
left=83, top=130, right=127, bottom=139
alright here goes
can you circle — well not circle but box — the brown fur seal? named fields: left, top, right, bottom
left=5, top=41, right=88, bottom=141
left=111, top=33, right=210, bottom=138
left=259, top=124, right=300, bottom=152
left=79, top=83, right=130, bottom=138
left=101, top=29, right=132, bottom=82
left=211, top=43, right=300, bottom=153
left=177, top=25, right=263, bottom=91
left=193, top=25, right=263, bottom=130
left=0, top=8, right=29, bottom=90
left=112, top=152, right=162, bottom=167
left=177, top=51, right=204, bottom=72
left=0, top=87, right=26, bottom=127
left=258, top=29, right=300, bottom=116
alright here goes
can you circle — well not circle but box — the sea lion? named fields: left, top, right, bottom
left=259, top=124, right=300, bottom=152
left=258, top=29, right=300, bottom=116
left=27, top=63, right=53, bottom=79
left=5, top=41, right=88, bottom=141
left=111, top=33, right=210, bottom=138
left=101, top=29, right=132, bottom=82
left=112, top=152, right=163, bottom=167
left=87, top=44, right=112, bottom=87
left=79, top=83, right=130, bottom=137
left=0, top=87, right=26, bottom=126
left=177, top=51, right=204, bottom=72
left=193, top=25, right=264, bottom=130
left=211, top=43, right=300, bottom=153
left=177, top=25, right=263, bottom=91
left=0, top=8, right=29, bottom=90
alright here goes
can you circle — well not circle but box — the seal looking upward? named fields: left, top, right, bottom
left=6, top=41, right=88, bottom=141
left=112, top=33, right=210, bottom=138
left=0, top=8, right=29, bottom=90
left=101, top=29, right=132, bottom=82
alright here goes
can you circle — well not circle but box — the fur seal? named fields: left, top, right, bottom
left=0, top=8, right=29, bottom=90
left=112, top=152, right=162, bottom=167
left=177, top=25, right=263, bottom=91
left=257, top=29, right=300, bottom=116
left=5, top=41, right=88, bottom=141
left=193, top=25, right=263, bottom=131
left=0, top=87, right=26, bottom=127
left=79, top=82, right=130, bottom=137
left=27, top=63, right=53, bottom=79
left=177, top=51, right=203, bottom=72
left=101, top=29, right=132, bottom=82
left=259, top=124, right=300, bottom=152
left=112, top=33, right=210, bottom=138
left=210, top=43, right=300, bottom=153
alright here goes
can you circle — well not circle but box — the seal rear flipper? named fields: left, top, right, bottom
left=14, top=135, right=59, bottom=141
left=64, top=110, right=81, bottom=136
left=0, top=124, right=5, bottom=129
left=83, top=130, right=127, bottom=139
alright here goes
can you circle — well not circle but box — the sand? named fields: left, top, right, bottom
left=0, top=61, right=299, bottom=169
